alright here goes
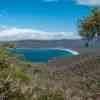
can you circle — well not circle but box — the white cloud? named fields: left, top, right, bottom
left=76, top=0, right=100, bottom=5
left=44, top=0, right=100, bottom=5
left=0, top=26, right=80, bottom=41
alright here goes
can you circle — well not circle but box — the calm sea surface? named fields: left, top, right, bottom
left=9, top=48, right=74, bottom=63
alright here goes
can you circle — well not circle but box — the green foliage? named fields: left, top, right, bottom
left=0, top=49, right=33, bottom=100
left=78, top=7, right=100, bottom=47
left=0, top=43, right=16, bottom=48
left=15, top=67, right=32, bottom=81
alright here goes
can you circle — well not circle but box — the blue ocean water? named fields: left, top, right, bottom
left=8, top=48, right=73, bottom=63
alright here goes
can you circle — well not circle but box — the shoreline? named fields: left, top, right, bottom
left=8, top=47, right=79, bottom=55
left=9, top=48, right=79, bottom=55
left=53, top=48, right=79, bottom=55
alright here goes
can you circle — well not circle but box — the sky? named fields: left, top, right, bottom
left=0, top=0, right=99, bottom=41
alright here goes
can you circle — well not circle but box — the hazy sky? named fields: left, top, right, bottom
left=0, top=0, right=99, bottom=40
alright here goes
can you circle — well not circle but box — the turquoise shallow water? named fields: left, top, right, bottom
left=8, top=48, right=74, bottom=63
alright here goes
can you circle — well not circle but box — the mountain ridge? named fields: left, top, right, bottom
left=8, top=39, right=100, bottom=48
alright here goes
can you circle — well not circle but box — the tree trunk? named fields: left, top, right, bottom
left=85, top=41, right=89, bottom=48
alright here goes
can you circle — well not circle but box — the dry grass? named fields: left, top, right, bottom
left=0, top=48, right=100, bottom=100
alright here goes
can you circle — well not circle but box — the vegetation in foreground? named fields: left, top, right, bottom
left=0, top=47, right=100, bottom=100
left=0, top=48, right=65, bottom=100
